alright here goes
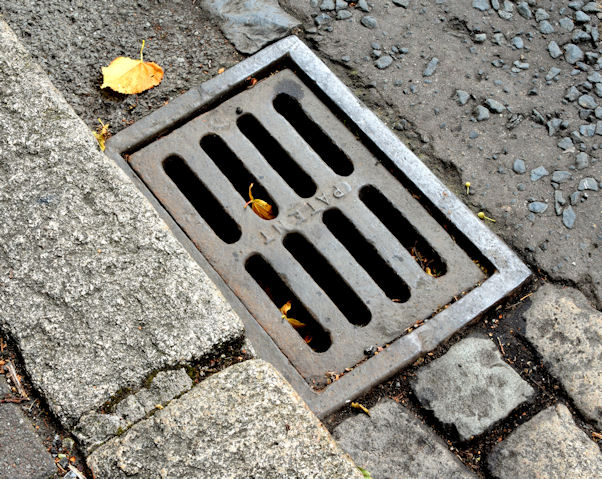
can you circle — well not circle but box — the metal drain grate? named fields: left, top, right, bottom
left=106, top=36, right=530, bottom=417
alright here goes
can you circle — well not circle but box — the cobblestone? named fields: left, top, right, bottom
left=333, top=400, right=476, bottom=479
left=524, top=284, right=602, bottom=429
left=488, top=404, right=602, bottom=478
left=412, top=337, right=534, bottom=440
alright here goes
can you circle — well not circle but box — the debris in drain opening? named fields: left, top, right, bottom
left=351, top=402, right=371, bottom=416
left=93, top=118, right=110, bottom=151
left=280, top=301, right=306, bottom=329
left=244, top=183, right=275, bottom=220
left=101, top=40, right=164, bottom=95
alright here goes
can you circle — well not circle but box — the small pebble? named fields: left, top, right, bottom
left=548, top=41, right=562, bottom=59
left=563, top=206, right=576, bottom=228
left=564, top=43, right=584, bottom=64
left=485, top=98, right=505, bottom=113
left=578, top=177, right=599, bottom=191
left=575, top=152, right=589, bottom=169
left=528, top=201, right=548, bottom=213
left=375, top=55, right=393, bottom=69
left=475, top=105, right=490, bottom=121
left=423, top=57, right=439, bottom=77
left=551, top=171, right=572, bottom=183
left=456, top=90, right=470, bottom=105
left=513, top=159, right=527, bottom=174
left=361, top=16, right=377, bottom=29
left=511, top=37, right=524, bottom=49
left=531, top=166, right=550, bottom=181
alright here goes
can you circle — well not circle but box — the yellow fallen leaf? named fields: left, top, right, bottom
left=351, top=402, right=371, bottom=416
left=101, top=40, right=164, bottom=94
left=244, top=183, right=275, bottom=220
left=93, top=118, right=110, bottom=151
left=280, top=301, right=306, bottom=328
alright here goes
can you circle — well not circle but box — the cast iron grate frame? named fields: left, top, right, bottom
left=105, top=36, right=530, bottom=418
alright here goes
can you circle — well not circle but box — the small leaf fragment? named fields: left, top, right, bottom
left=358, top=466, right=372, bottom=478
left=280, top=301, right=306, bottom=328
left=93, top=118, right=110, bottom=151
left=244, top=183, right=275, bottom=220
left=101, top=40, right=164, bottom=94
left=351, top=402, right=371, bottom=416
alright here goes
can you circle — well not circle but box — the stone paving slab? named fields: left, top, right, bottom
left=488, top=403, right=602, bottom=479
left=412, top=336, right=534, bottom=440
left=0, top=376, right=57, bottom=479
left=0, top=19, right=244, bottom=428
left=88, top=360, right=362, bottom=479
left=333, top=399, right=477, bottom=479
left=524, top=283, right=602, bottom=430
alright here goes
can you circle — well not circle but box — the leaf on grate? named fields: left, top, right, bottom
left=93, top=118, right=110, bottom=151
left=101, top=40, right=164, bottom=94
left=244, top=183, right=275, bottom=220
left=351, top=402, right=371, bottom=416
left=280, top=301, right=306, bottom=328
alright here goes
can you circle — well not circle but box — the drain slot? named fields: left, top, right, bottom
left=323, top=208, right=411, bottom=303
left=245, top=254, right=331, bottom=353
left=283, top=232, right=371, bottom=326
left=236, top=114, right=317, bottom=198
left=273, top=93, right=353, bottom=177
left=359, top=185, right=447, bottom=277
left=200, top=134, right=279, bottom=218
left=163, top=155, right=241, bottom=244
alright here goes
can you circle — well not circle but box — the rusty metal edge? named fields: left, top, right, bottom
left=105, top=35, right=531, bottom=419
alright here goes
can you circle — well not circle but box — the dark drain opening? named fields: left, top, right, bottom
left=245, top=254, right=331, bottom=353
left=272, top=93, right=354, bottom=177
left=200, top=134, right=279, bottom=218
left=236, top=114, right=317, bottom=198
left=323, top=209, right=411, bottom=303
left=359, top=185, right=447, bottom=277
left=283, top=232, right=371, bottom=326
left=163, top=155, right=241, bottom=244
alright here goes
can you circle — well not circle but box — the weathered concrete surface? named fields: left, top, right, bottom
left=333, top=399, right=477, bottom=479
left=88, top=360, right=363, bottom=479
left=524, top=284, right=602, bottom=429
left=412, top=337, right=534, bottom=440
left=488, top=403, right=602, bottom=479
left=283, top=0, right=602, bottom=309
left=74, top=369, right=193, bottom=452
left=202, top=0, right=301, bottom=54
left=0, top=376, right=57, bottom=479
left=0, top=19, right=244, bottom=428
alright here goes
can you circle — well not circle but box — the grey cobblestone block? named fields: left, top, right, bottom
left=488, top=403, right=602, bottom=478
left=412, top=336, right=534, bottom=440
left=333, top=399, right=477, bottom=479
left=524, top=284, right=602, bottom=429
left=88, top=360, right=362, bottom=479
left=0, top=19, right=244, bottom=428
left=0, top=376, right=57, bottom=479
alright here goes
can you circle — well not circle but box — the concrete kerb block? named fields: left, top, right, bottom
left=88, top=360, right=363, bottom=479
left=0, top=18, right=244, bottom=429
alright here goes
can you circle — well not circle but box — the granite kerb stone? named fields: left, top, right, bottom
left=0, top=19, right=244, bottom=429
left=88, top=360, right=363, bottom=479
